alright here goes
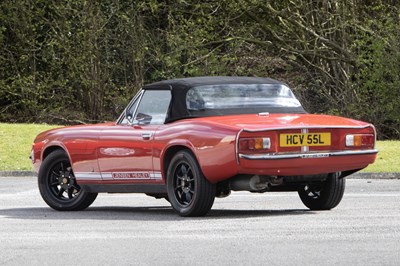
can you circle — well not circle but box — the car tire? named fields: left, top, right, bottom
left=298, top=172, right=345, bottom=210
left=167, top=150, right=216, bottom=217
left=38, top=150, right=98, bottom=211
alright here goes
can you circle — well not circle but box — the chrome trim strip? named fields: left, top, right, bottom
left=235, top=129, right=244, bottom=165
left=153, top=172, right=163, bottom=179
left=239, top=149, right=378, bottom=160
left=75, top=171, right=163, bottom=180
left=101, top=172, right=113, bottom=180
left=242, top=124, right=373, bottom=133
left=75, top=172, right=102, bottom=180
left=372, top=125, right=377, bottom=149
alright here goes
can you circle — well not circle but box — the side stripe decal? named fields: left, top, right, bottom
left=74, top=171, right=163, bottom=181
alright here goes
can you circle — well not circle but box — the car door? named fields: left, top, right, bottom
left=97, top=89, right=171, bottom=183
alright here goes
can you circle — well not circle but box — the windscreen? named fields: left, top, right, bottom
left=186, top=84, right=305, bottom=116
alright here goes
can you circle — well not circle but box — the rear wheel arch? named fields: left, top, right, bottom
left=152, top=145, right=197, bottom=203
left=162, top=145, right=200, bottom=181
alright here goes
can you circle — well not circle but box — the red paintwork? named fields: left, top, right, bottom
left=32, top=114, right=377, bottom=185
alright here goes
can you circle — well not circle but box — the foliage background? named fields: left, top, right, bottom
left=0, top=0, right=399, bottom=139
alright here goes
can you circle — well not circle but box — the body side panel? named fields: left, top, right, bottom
left=155, top=121, right=240, bottom=183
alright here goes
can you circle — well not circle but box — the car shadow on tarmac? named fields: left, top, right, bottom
left=0, top=206, right=315, bottom=221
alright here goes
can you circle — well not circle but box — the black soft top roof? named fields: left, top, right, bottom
left=141, top=76, right=303, bottom=123
left=143, top=76, right=281, bottom=90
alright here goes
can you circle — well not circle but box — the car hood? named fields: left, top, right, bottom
left=193, top=114, right=372, bottom=131
left=34, top=122, right=115, bottom=142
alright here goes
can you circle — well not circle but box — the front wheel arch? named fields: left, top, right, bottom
left=42, top=145, right=68, bottom=162
left=38, top=149, right=97, bottom=211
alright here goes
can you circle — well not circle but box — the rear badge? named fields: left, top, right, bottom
left=301, top=153, right=329, bottom=158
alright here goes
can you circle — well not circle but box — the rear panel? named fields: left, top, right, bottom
left=237, top=125, right=377, bottom=176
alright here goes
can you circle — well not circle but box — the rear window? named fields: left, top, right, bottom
left=186, top=84, right=305, bottom=116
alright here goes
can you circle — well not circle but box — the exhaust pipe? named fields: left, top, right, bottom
left=229, top=175, right=283, bottom=192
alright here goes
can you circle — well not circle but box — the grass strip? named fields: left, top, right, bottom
left=0, top=123, right=60, bottom=170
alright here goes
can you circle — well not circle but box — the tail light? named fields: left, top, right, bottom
left=345, top=134, right=374, bottom=147
left=239, top=137, right=271, bottom=151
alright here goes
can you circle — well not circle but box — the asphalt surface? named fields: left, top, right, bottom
left=0, top=176, right=399, bottom=265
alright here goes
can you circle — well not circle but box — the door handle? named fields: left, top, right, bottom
left=141, top=132, right=153, bottom=140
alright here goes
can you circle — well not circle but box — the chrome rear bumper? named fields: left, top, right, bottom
left=239, top=149, right=378, bottom=160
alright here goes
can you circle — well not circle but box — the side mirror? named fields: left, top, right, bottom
left=135, top=113, right=152, bottom=125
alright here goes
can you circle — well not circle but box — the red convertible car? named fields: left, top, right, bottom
left=31, top=76, right=378, bottom=216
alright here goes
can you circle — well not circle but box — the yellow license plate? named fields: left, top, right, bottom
left=280, top=133, right=331, bottom=147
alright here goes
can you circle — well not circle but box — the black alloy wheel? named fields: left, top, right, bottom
left=298, top=172, right=345, bottom=210
left=174, top=162, right=195, bottom=206
left=167, top=150, right=216, bottom=217
left=38, top=150, right=97, bottom=211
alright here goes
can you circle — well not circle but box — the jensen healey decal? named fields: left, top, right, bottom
left=103, top=171, right=162, bottom=180
left=112, top=172, right=150, bottom=179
